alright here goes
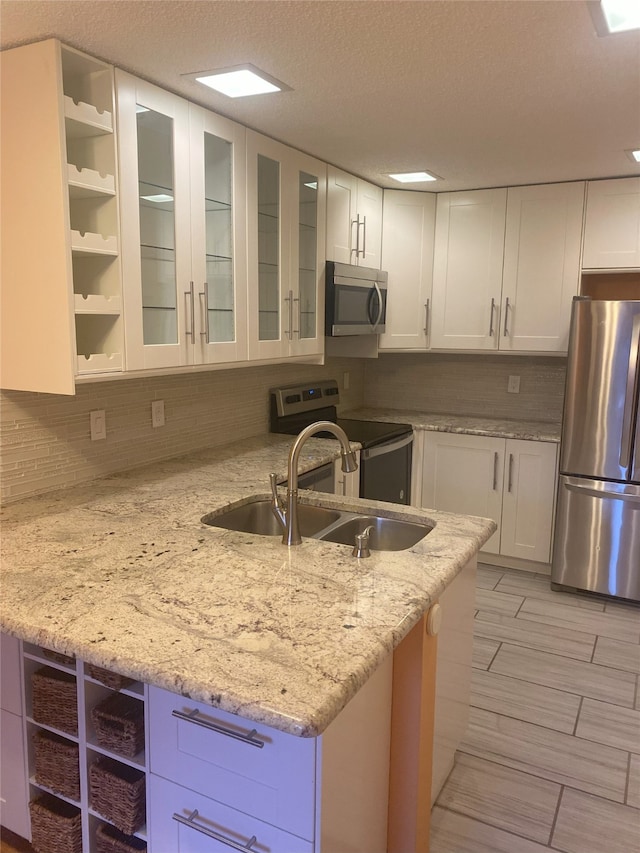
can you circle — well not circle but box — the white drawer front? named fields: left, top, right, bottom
left=148, top=687, right=316, bottom=841
left=149, top=774, right=314, bottom=853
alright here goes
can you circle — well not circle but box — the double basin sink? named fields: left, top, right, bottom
left=201, top=498, right=433, bottom=552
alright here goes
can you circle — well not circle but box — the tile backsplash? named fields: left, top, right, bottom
left=1, top=352, right=566, bottom=504
left=0, top=360, right=364, bottom=503
left=364, top=353, right=566, bottom=422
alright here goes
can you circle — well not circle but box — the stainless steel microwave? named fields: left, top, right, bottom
left=325, top=261, right=388, bottom=336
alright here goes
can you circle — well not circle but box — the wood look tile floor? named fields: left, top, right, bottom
left=430, top=564, right=640, bottom=853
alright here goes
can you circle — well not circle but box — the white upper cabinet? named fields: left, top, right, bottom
left=431, top=189, right=507, bottom=350
left=247, top=131, right=326, bottom=361
left=501, top=182, right=584, bottom=352
left=379, top=190, right=436, bottom=351
left=326, top=166, right=383, bottom=268
left=1, top=39, right=123, bottom=395
left=430, top=183, right=584, bottom=353
left=582, top=177, right=640, bottom=270
left=117, top=72, right=247, bottom=371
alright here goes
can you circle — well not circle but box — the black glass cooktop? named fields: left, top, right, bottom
left=336, top=418, right=412, bottom=449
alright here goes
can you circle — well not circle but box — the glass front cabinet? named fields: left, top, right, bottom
left=117, top=72, right=247, bottom=370
left=246, top=131, right=327, bottom=361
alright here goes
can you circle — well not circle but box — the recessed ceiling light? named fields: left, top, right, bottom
left=389, top=171, right=439, bottom=184
left=588, top=0, right=640, bottom=35
left=626, top=149, right=640, bottom=163
left=184, top=64, right=290, bottom=98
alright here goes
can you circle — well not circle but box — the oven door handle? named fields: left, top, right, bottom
left=360, top=432, right=413, bottom=461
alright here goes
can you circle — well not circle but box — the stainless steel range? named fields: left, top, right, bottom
left=270, top=379, right=413, bottom=505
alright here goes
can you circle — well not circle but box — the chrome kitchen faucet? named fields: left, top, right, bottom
left=270, top=421, right=358, bottom=546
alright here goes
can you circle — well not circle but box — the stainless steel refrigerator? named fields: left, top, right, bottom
left=552, top=297, right=640, bottom=602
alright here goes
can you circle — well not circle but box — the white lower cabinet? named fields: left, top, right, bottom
left=148, top=656, right=393, bottom=853
left=421, top=432, right=557, bottom=564
left=149, top=775, right=313, bottom=852
left=0, top=633, right=30, bottom=839
left=148, top=687, right=316, bottom=842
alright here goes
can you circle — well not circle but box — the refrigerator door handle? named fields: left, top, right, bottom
left=564, top=477, right=640, bottom=505
left=620, top=314, right=640, bottom=469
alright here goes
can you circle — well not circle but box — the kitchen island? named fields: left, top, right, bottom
left=0, top=433, right=495, bottom=853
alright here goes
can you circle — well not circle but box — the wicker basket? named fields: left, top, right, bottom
left=33, top=729, right=80, bottom=800
left=32, top=667, right=78, bottom=735
left=42, top=648, right=76, bottom=668
left=88, top=664, right=135, bottom=691
left=96, top=821, right=147, bottom=853
left=29, top=794, right=82, bottom=853
left=90, top=757, right=146, bottom=835
left=91, top=693, right=145, bottom=758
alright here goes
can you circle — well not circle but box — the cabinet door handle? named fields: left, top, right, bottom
left=492, top=451, right=499, bottom=490
left=424, top=299, right=430, bottom=338
left=173, top=810, right=257, bottom=851
left=171, top=708, right=265, bottom=748
left=185, top=282, right=195, bottom=339
left=199, top=283, right=210, bottom=344
left=503, top=297, right=511, bottom=337
left=284, top=290, right=293, bottom=339
left=293, top=294, right=300, bottom=336
left=508, top=453, right=514, bottom=492
left=489, top=298, right=496, bottom=337
left=360, top=214, right=367, bottom=258
left=351, top=214, right=360, bottom=258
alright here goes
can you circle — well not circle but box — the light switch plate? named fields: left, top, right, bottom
left=90, top=410, right=106, bottom=441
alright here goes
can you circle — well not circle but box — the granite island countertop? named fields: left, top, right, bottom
left=343, top=408, right=562, bottom=443
left=0, top=433, right=495, bottom=738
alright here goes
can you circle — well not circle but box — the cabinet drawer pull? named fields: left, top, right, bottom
left=424, top=299, right=430, bottom=337
left=173, top=809, right=257, bottom=851
left=493, top=451, right=499, bottom=490
left=171, top=708, right=265, bottom=748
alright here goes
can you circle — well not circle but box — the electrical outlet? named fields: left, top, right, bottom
left=151, top=400, right=165, bottom=428
left=343, top=371, right=350, bottom=390
left=90, top=410, right=106, bottom=441
left=507, top=375, right=521, bottom=394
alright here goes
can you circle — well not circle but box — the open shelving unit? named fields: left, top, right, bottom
left=22, top=642, right=148, bottom=853
left=61, top=45, right=124, bottom=377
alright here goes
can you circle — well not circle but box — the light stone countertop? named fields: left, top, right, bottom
left=343, top=408, right=562, bottom=443
left=0, top=433, right=495, bottom=738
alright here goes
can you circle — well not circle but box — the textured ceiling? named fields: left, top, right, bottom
left=1, top=0, right=639, bottom=191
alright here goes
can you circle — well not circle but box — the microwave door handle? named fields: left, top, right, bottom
left=620, top=314, right=640, bottom=469
left=371, top=282, right=384, bottom=331
left=367, top=286, right=376, bottom=327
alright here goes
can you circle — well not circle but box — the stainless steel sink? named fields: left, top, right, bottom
left=202, top=500, right=341, bottom=537
left=317, top=515, right=432, bottom=551
left=202, top=498, right=433, bottom=552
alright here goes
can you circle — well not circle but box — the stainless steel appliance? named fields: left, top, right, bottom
left=552, top=297, right=640, bottom=602
left=270, top=379, right=413, bottom=505
left=325, top=261, right=388, bottom=336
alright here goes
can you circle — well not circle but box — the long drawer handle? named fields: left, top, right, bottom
left=507, top=453, right=514, bottom=492
left=173, top=810, right=257, bottom=851
left=172, top=708, right=264, bottom=748
left=492, top=451, right=499, bottom=490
